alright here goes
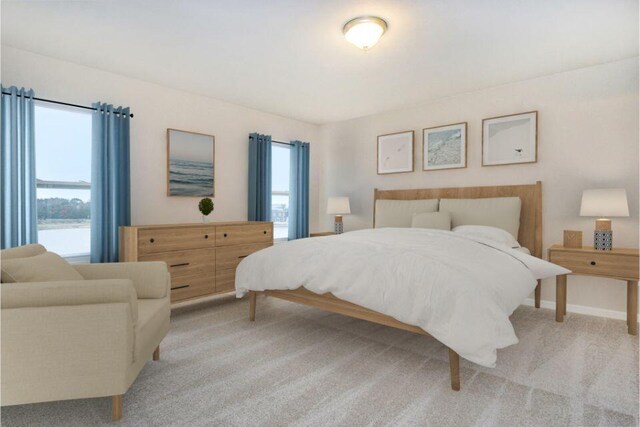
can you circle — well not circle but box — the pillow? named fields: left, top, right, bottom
left=0, top=243, right=47, bottom=260
left=1, top=252, right=84, bottom=283
left=411, top=211, right=451, bottom=230
left=452, top=225, right=520, bottom=248
left=375, top=199, right=439, bottom=228
left=439, top=197, right=521, bottom=238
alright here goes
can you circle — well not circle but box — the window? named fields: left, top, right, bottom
left=34, top=104, right=92, bottom=259
left=271, top=143, right=290, bottom=240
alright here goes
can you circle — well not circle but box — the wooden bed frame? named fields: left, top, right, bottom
left=248, top=182, right=543, bottom=391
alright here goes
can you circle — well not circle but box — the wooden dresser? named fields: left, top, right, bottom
left=119, top=222, right=273, bottom=303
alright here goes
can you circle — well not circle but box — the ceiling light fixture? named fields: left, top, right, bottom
left=343, top=16, right=387, bottom=51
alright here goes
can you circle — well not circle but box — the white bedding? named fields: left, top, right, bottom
left=235, top=228, right=569, bottom=367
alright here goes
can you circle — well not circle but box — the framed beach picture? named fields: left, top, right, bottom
left=167, top=129, right=215, bottom=197
left=422, top=122, right=467, bottom=171
left=482, top=111, right=537, bottom=166
left=377, top=130, right=414, bottom=174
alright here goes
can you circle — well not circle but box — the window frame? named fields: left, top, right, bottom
left=271, top=141, right=291, bottom=242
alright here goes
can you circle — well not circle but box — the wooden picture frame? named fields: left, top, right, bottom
left=482, top=111, right=537, bottom=166
left=167, top=128, right=215, bottom=197
left=422, top=122, right=467, bottom=171
left=377, top=130, right=414, bottom=174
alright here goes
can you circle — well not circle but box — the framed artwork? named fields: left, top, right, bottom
left=167, top=128, right=215, bottom=197
left=482, top=111, right=537, bottom=166
left=377, top=130, right=414, bottom=174
left=422, top=122, right=467, bottom=171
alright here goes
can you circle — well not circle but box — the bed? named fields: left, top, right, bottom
left=235, top=182, right=568, bottom=391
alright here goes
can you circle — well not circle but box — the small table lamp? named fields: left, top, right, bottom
left=580, top=188, right=629, bottom=250
left=327, top=197, right=351, bottom=234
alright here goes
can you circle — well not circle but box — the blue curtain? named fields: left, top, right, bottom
left=1, top=86, right=37, bottom=249
left=248, top=133, right=272, bottom=221
left=288, top=140, right=309, bottom=240
left=91, top=102, right=131, bottom=263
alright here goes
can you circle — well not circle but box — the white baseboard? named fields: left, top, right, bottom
left=522, top=298, right=630, bottom=321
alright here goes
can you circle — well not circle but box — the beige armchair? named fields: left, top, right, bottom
left=0, top=244, right=170, bottom=421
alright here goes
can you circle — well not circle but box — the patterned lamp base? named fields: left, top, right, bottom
left=334, top=215, right=344, bottom=234
left=594, top=230, right=612, bottom=251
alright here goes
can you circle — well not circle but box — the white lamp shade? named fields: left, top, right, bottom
left=580, top=188, right=629, bottom=217
left=327, top=197, right=351, bottom=215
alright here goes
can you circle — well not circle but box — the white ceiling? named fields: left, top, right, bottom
left=2, top=0, right=637, bottom=124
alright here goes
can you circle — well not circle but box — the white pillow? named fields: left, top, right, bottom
left=452, top=225, right=520, bottom=248
left=411, top=211, right=451, bottom=230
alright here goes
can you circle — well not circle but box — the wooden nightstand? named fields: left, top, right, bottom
left=310, top=231, right=335, bottom=237
left=548, top=244, right=639, bottom=335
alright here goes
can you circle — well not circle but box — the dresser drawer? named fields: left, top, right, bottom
left=215, top=224, right=272, bottom=247
left=138, top=226, right=216, bottom=255
left=139, top=249, right=215, bottom=277
left=549, top=250, right=639, bottom=280
left=169, top=275, right=215, bottom=302
left=215, top=269, right=236, bottom=294
left=216, top=243, right=271, bottom=270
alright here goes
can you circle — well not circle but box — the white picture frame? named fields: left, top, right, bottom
left=377, top=130, right=414, bottom=174
left=482, top=111, right=537, bottom=166
left=422, top=122, right=467, bottom=171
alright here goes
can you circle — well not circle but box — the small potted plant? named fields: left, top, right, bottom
left=198, top=197, right=214, bottom=223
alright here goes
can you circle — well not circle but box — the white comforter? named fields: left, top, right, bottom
left=235, top=228, right=569, bottom=367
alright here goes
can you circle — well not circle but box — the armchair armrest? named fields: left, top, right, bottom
left=73, top=262, right=169, bottom=299
left=1, top=279, right=138, bottom=323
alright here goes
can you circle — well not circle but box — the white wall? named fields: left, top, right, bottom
left=0, top=46, right=322, bottom=230
left=319, top=58, right=639, bottom=314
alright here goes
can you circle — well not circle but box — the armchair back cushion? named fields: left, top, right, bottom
left=1, top=252, right=84, bottom=283
left=1, top=244, right=46, bottom=260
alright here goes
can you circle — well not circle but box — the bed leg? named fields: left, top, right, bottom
left=448, top=349, right=460, bottom=391
left=535, top=279, right=541, bottom=308
left=249, top=291, right=256, bottom=321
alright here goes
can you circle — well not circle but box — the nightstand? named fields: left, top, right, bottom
left=548, top=244, right=639, bottom=335
left=310, top=232, right=336, bottom=237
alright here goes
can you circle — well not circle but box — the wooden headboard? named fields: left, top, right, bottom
left=373, top=181, right=542, bottom=258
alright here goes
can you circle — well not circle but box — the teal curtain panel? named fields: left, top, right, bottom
left=1, top=86, right=38, bottom=249
left=91, top=102, right=131, bottom=262
left=248, top=133, right=272, bottom=221
left=288, top=140, right=309, bottom=240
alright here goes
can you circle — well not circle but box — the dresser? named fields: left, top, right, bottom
left=548, top=244, right=639, bottom=334
left=119, top=222, right=273, bottom=303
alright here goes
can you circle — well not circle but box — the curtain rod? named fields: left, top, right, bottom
left=273, top=140, right=294, bottom=146
left=1, top=91, right=134, bottom=118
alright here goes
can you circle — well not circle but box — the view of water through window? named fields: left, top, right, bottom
left=34, top=104, right=92, bottom=257
left=272, top=143, right=290, bottom=240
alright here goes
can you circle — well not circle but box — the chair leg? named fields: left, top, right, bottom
left=112, top=394, right=123, bottom=421
left=249, top=291, right=257, bottom=321
left=153, top=346, right=160, bottom=361
left=448, top=348, right=460, bottom=391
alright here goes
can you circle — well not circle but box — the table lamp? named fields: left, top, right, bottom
left=580, top=188, right=629, bottom=250
left=327, top=197, right=351, bottom=234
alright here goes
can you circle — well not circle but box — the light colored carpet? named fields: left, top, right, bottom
left=2, top=294, right=638, bottom=427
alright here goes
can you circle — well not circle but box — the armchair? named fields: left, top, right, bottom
left=1, top=245, right=170, bottom=421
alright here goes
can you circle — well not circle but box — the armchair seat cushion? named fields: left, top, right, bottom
left=135, top=298, right=170, bottom=362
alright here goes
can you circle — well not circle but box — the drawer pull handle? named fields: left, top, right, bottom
left=263, top=230, right=267, bottom=234
left=590, top=261, right=596, bottom=266
left=238, top=255, right=248, bottom=259
left=224, top=233, right=228, bottom=237
left=172, top=284, right=190, bottom=290
left=204, top=234, right=209, bottom=239
left=170, top=262, right=190, bottom=268
left=150, top=238, right=155, bottom=243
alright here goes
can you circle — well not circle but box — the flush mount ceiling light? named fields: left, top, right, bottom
left=343, top=16, right=388, bottom=51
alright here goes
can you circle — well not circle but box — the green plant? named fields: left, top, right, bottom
left=198, top=197, right=214, bottom=216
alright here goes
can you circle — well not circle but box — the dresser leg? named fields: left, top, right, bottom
left=627, top=281, right=638, bottom=335
left=556, top=275, right=567, bottom=322
left=535, top=280, right=541, bottom=308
